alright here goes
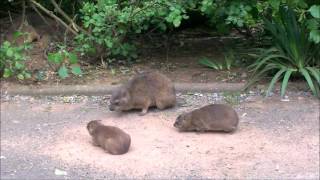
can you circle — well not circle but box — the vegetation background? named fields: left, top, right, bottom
left=0, top=0, right=319, bottom=97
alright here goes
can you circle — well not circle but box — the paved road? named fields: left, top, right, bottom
left=1, top=93, right=319, bottom=179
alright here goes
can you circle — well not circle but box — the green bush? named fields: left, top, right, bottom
left=246, top=6, right=320, bottom=97
left=0, top=32, right=32, bottom=80
left=306, top=5, right=320, bottom=43
left=75, top=0, right=189, bottom=60
left=47, top=45, right=82, bottom=79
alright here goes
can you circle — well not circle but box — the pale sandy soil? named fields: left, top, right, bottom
left=1, top=93, right=319, bottom=179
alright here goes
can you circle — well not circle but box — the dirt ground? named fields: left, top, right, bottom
left=1, top=91, right=319, bottom=179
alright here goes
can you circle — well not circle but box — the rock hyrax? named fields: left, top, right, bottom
left=174, top=104, right=239, bottom=132
left=109, top=71, right=176, bottom=115
left=87, top=120, right=131, bottom=155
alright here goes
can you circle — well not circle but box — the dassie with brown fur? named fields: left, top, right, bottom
left=87, top=120, right=131, bottom=155
left=174, top=104, right=239, bottom=132
left=109, top=71, right=176, bottom=115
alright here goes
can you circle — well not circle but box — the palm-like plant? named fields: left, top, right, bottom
left=246, top=6, right=320, bottom=97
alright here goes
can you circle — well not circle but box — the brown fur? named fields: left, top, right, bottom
left=174, top=104, right=239, bottom=132
left=109, top=71, right=176, bottom=115
left=87, top=120, right=131, bottom=155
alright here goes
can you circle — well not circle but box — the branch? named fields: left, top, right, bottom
left=29, top=0, right=78, bottom=35
left=8, top=11, right=14, bottom=26
left=29, top=1, right=50, bottom=26
left=49, top=0, right=89, bottom=35
left=19, top=0, right=26, bottom=30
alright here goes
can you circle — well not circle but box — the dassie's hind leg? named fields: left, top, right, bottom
left=156, top=95, right=176, bottom=110
left=105, top=139, right=121, bottom=155
left=156, top=101, right=167, bottom=109
left=223, top=126, right=237, bottom=133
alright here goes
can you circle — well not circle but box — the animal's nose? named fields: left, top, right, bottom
left=109, top=105, right=114, bottom=111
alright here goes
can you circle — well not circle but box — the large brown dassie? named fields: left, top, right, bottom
left=174, top=104, right=239, bottom=132
left=87, top=120, right=131, bottom=155
left=109, top=71, right=176, bottom=115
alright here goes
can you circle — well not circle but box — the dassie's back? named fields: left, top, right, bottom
left=192, top=104, right=239, bottom=130
left=126, top=72, right=175, bottom=96
left=94, top=126, right=131, bottom=153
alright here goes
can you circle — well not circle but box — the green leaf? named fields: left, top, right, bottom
left=306, top=19, right=319, bottom=30
left=3, top=68, right=12, bottom=78
left=309, top=30, right=320, bottom=44
left=300, top=68, right=317, bottom=96
left=58, top=65, right=69, bottom=79
left=68, top=53, right=78, bottom=64
left=24, top=72, right=31, bottom=79
left=199, top=58, right=219, bottom=70
left=6, top=48, right=14, bottom=57
left=158, top=22, right=167, bottom=31
left=17, top=74, right=24, bottom=80
left=71, top=65, right=82, bottom=75
left=266, top=68, right=286, bottom=96
left=48, top=53, right=63, bottom=64
left=309, top=5, right=320, bottom=18
left=3, top=41, right=11, bottom=47
left=306, top=67, right=320, bottom=84
left=280, top=69, right=294, bottom=97
left=13, top=31, right=23, bottom=39
left=268, top=0, right=280, bottom=11
left=14, top=53, right=23, bottom=61
left=173, top=17, right=181, bottom=27
left=15, top=61, right=24, bottom=69
left=105, top=39, right=113, bottom=48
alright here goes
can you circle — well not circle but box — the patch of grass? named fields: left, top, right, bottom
left=199, top=50, right=236, bottom=71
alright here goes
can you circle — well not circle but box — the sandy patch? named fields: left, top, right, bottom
left=34, top=112, right=319, bottom=178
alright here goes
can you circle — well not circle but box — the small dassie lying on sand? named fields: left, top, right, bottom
left=174, top=104, right=239, bottom=132
left=109, top=71, right=176, bottom=115
left=87, top=120, right=131, bottom=155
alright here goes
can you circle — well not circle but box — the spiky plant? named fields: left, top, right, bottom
left=246, top=6, right=320, bottom=97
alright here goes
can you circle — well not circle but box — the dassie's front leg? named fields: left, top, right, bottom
left=91, top=138, right=100, bottom=146
left=139, top=100, right=151, bottom=116
left=139, top=107, right=149, bottom=116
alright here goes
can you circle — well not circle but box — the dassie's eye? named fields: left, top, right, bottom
left=114, top=100, right=120, bottom=105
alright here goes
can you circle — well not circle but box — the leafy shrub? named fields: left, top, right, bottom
left=246, top=6, right=320, bottom=97
left=76, top=0, right=189, bottom=61
left=47, top=45, right=82, bottom=79
left=306, top=5, right=320, bottom=43
left=0, top=32, right=32, bottom=80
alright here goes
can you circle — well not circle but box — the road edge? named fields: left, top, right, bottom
left=1, top=82, right=245, bottom=96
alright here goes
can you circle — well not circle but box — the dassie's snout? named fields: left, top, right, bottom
left=173, top=120, right=179, bottom=128
left=174, top=115, right=182, bottom=128
left=109, top=104, right=115, bottom=111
